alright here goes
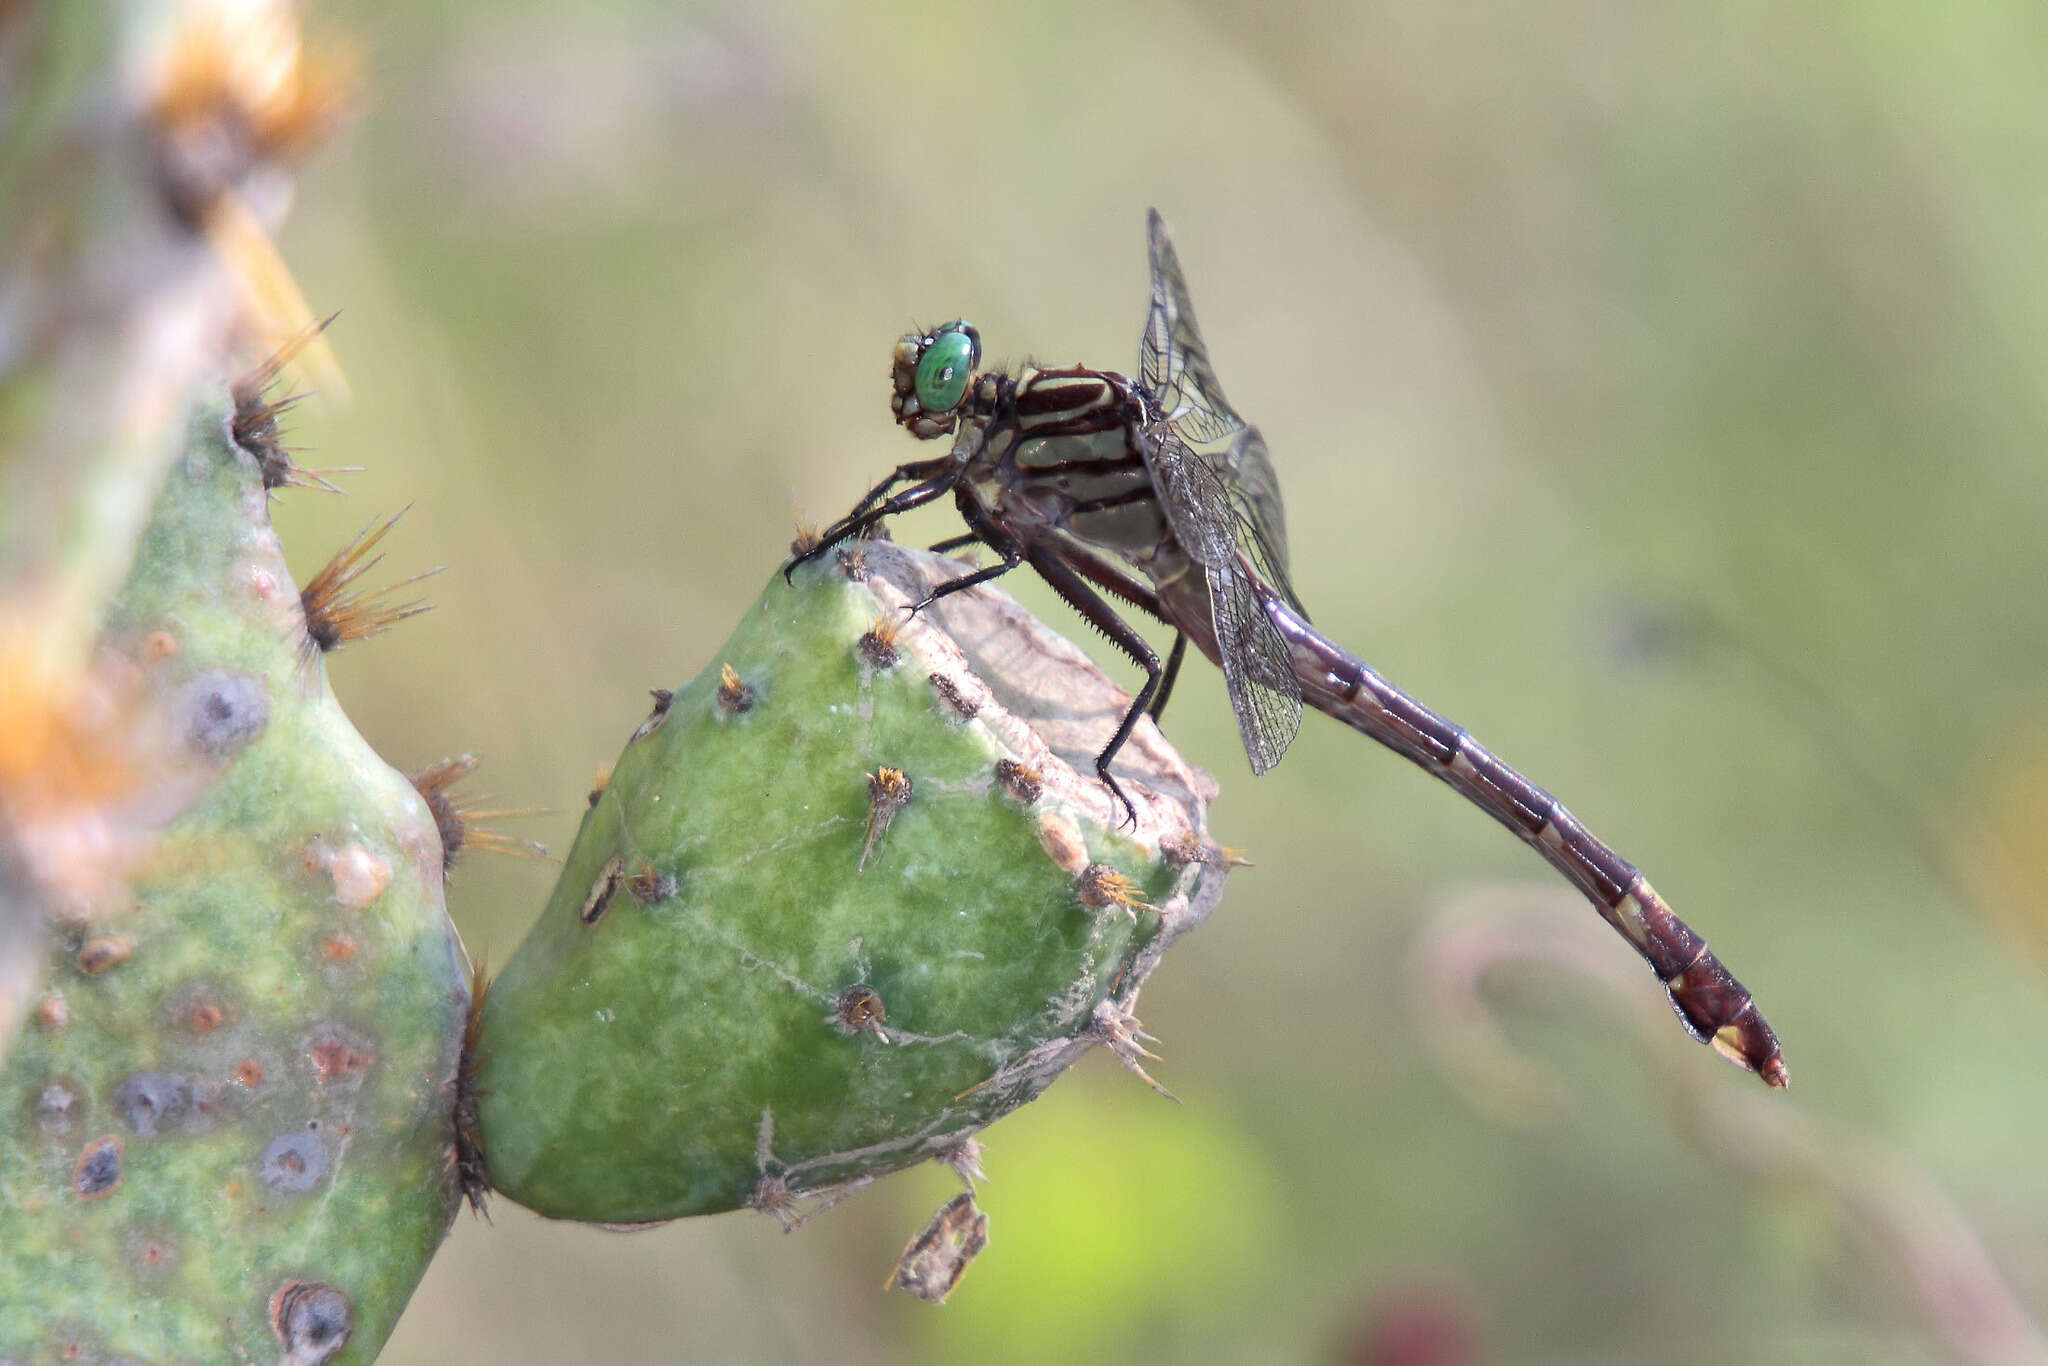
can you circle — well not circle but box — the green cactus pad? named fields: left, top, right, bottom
left=477, top=541, right=1230, bottom=1224
left=0, top=400, right=468, bottom=1363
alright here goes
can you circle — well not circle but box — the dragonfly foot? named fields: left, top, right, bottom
left=1098, top=770, right=1139, bottom=832
left=783, top=538, right=835, bottom=584
left=781, top=546, right=817, bottom=585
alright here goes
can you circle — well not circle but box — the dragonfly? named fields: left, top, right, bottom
left=788, top=210, right=1786, bottom=1087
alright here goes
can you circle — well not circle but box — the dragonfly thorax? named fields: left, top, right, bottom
left=955, top=367, right=1199, bottom=603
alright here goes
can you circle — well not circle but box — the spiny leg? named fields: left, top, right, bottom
left=785, top=472, right=956, bottom=580
left=829, top=455, right=958, bottom=528
left=905, top=546, right=1024, bottom=614
left=1026, top=547, right=1163, bottom=830
left=785, top=457, right=958, bottom=580
left=926, top=532, right=982, bottom=554
left=905, top=499, right=1024, bottom=611
left=1147, top=632, right=1188, bottom=721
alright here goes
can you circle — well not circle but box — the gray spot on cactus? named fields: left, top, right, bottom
left=111, top=1073, right=190, bottom=1135
left=259, top=1127, right=328, bottom=1193
left=271, top=1280, right=353, bottom=1364
left=174, top=668, right=270, bottom=757
left=31, top=1078, right=84, bottom=1136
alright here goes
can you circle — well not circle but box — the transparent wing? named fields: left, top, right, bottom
left=1145, top=426, right=1302, bottom=773
left=1216, top=426, right=1309, bottom=619
left=1141, top=209, right=1245, bottom=447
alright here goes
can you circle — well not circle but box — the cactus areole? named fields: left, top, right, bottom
left=477, top=541, right=1232, bottom=1224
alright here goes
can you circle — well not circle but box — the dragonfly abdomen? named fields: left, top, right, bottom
left=1266, top=599, right=1788, bottom=1087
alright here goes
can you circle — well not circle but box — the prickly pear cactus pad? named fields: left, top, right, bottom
left=0, top=398, right=469, bottom=1363
left=477, top=540, right=1232, bottom=1226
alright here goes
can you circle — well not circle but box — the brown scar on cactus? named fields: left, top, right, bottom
left=167, top=980, right=234, bottom=1035
left=230, top=314, right=361, bottom=496
left=578, top=854, right=626, bottom=927
left=298, top=509, right=442, bottom=660
left=36, top=990, right=69, bottom=1031
left=454, top=955, right=493, bottom=1217
left=994, top=757, right=1042, bottom=805
left=629, top=689, right=674, bottom=744
left=409, top=754, right=549, bottom=874
left=72, top=1135, right=123, bottom=1200
left=859, top=766, right=912, bottom=869
left=75, top=935, right=133, bottom=975
left=304, top=1026, right=377, bottom=1089
left=927, top=671, right=978, bottom=718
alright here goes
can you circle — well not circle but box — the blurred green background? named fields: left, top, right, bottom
left=266, top=1, right=2048, bottom=1361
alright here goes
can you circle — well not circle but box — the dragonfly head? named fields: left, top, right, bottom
left=890, top=321, right=979, bottom=440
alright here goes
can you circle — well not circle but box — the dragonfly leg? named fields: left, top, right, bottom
left=906, top=546, right=1025, bottom=614
left=786, top=457, right=959, bottom=580
left=1026, top=547, right=1163, bottom=831
left=926, top=532, right=981, bottom=555
left=1147, top=632, right=1188, bottom=721
left=786, top=471, right=957, bottom=580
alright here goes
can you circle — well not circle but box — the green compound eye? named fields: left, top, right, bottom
left=914, top=323, right=978, bottom=414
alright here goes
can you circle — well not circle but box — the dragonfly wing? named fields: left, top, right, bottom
left=1142, top=209, right=1245, bottom=447
left=1137, top=213, right=1303, bottom=770
left=1217, top=426, right=1309, bottom=619
left=1206, top=557, right=1304, bottom=773
left=1146, top=428, right=1303, bottom=773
